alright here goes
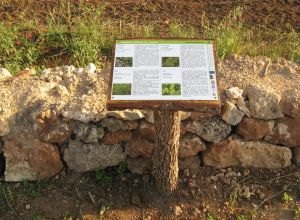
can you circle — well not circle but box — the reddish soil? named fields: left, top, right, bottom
left=0, top=0, right=299, bottom=31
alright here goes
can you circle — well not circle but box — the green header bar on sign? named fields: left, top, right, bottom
left=116, top=39, right=213, bottom=44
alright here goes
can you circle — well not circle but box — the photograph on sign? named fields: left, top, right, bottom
left=110, top=39, right=219, bottom=102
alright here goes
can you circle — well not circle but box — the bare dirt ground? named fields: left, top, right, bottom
left=0, top=1, right=300, bottom=219
left=0, top=0, right=300, bottom=31
left=0, top=166, right=299, bottom=220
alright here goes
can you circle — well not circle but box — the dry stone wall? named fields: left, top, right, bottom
left=0, top=56, right=299, bottom=182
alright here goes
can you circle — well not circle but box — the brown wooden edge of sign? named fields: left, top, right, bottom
left=107, top=38, right=221, bottom=113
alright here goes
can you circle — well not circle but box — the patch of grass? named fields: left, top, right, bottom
left=203, top=6, right=300, bottom=61
left=95, top=169, right=112, bottom=187
left=22, top=180, right=52, bottom=198
left=0, top=4, right=299, bottom=74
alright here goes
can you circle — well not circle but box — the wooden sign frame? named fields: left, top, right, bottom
left=107, top=38, right=221, bottom=113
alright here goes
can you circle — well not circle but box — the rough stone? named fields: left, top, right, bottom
left=280, top=90, right=300, bottom=118
left=131, top=192, right=142, bottom=206
left=0, top=66, right=107, bottom=139
left=106, top=109, right=144, bottom=121
left=126, top=134, right=155, bottom=158
left=62, top=65, right=75, bottom=73
left=237, top=117, right=274, bottom=141
left=225, top=87, right=250, bottom=117
left=179, top=133, right=206, bottom=158
left=292, top=148, right=300, bottom=166
left=84, top=63, right=96, bottom=74
left=124, top=120, right=139, bottom=130
left=64, top=141, right=126, bottom=172
left=264, top=118, right=300, bottom=147
left=0, top=118, right=10, bottom=136
left=61, top=94, right=106, bottom=123
left=203, top=136, right=292, bottom=169
left=102, top=130, right=132, bottom=145
left=100, top=117, right=137, bottom=132
left=244, top=84, right=284, bottom=120
left=225, top=87, right=243, bottom=99
left=4, top=135, right=63, bottom=181
left=142, top=110, right=154, bottom=124
left=221, top=101, right=244, bottom=125
left=180, top=122, right=188, bottom=136
left=179, top=156, right=201, bottom=171
left=126, top=157, right=152, bottom=174
left=74, top=123, right=104, bottom=143
left=33, top=108, right=73, bottom=143
left=138, top=120, right=156, bottom=141
left=72, top=68, right=84, bottom=74
left=186, top=116, right=231, bottom=143
left=173, top=206, right=183, bottom=216
left=0, top=68, right=12, bottom=80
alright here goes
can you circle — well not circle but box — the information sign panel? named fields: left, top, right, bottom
left=107, top=38, right=220, bottom=112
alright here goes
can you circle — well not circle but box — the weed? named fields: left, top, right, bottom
left=206, top=213, right=217, bottom=220
left=295, top=207, right=300, bottom=220
left=98, top=206, right=109, bottom=220
left=235, top=212, right=254, bottom=220
left=228, top=187, right=239, bottom=210
left=22, top=180, right=52, bottom=198
left=282, top=192, right=294, bottom=204
left=116, top=161, right=127, bottom=177
left=95, top=169, right=112, bottom=187
left=33, top=214, right=44, bottom=220
left=63, top=210, right=71, bottom=220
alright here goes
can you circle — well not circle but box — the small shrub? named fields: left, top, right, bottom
left=95, top=169, right=112, bottom=186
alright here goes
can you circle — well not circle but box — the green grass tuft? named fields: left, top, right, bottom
left=0, top=4, right=299, bottom=74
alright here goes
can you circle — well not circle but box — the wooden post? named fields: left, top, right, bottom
left=152, top=109, right=181, bottom=196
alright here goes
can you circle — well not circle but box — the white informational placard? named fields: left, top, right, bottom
left=111, top=39, right=218, bottom=101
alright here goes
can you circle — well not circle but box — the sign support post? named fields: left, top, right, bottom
left=107, top=38, right=220, bottom=196
left=152, top=109, right=180, bottom=195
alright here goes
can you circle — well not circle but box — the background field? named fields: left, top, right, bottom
left=0, top=0, right=299, bottom=74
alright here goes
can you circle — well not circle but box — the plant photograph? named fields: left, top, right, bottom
left=162, top=83, right=181, bottom=95
left=112, top=83, right=131, bottom=95
left=115, top=57, right=133, bottom=67
left=161, top=57, right=180, bottom=67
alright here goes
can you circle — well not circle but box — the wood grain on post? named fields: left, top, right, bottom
left=152, top=109, right=180, bottom=195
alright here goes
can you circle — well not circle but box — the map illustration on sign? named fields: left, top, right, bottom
left=110, top=39, right=219, bottom=102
